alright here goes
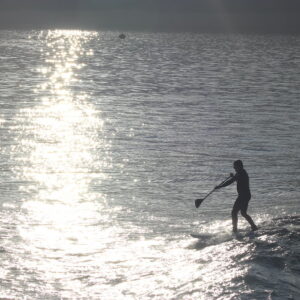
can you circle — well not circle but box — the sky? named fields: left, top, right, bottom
left=0, top=0, right=300, bottom=33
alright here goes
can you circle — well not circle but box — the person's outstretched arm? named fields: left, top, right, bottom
left=215, top=174, right=236, bottom=189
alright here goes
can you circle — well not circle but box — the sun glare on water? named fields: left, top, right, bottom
left=4, top=30, right=255, bottom=299
left=10, top=30, right=115, bottom=295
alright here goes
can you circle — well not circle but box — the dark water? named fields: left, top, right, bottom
left=190, top=215, right=300, bottom=300
left=0, top=30, right=299, bottom=299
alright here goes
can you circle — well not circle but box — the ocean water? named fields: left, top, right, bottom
left=0, top=30, right=299, bottom=299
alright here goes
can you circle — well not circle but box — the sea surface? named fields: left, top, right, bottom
left=0, top=30, right=299, bottom=300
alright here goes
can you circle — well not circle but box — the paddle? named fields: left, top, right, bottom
left=195, top=176, right=232, bottom=208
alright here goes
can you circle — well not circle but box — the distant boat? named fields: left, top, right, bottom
left=119, top=33, right=126, bottom=39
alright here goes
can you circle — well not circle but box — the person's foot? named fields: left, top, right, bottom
left=251, top=225, right=258, bottom=231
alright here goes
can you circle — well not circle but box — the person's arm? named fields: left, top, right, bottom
left=215, top=174, right=236, bottom=189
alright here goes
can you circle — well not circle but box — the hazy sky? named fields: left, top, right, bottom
left=1, top=0, right=300, bottom=33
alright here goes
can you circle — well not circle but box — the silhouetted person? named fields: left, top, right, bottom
left=215, top=160, right=258, bottom=233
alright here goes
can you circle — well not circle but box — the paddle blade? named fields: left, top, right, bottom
left=195, top=198, right=204, bottom=208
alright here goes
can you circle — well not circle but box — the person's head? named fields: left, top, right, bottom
left=233, top=160, right=243, bottom=172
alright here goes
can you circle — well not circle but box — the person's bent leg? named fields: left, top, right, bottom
left=241, top=205, right=258, bottom=231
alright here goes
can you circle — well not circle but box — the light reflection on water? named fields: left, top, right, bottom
left=0, top=30, right=299, bottom=299
left=11, top=30, right=115, bottom=297
left=2, top=30, right=246, bottom=299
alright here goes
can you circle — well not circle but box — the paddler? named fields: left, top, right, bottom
left=215, top=160, right=258, bottom=233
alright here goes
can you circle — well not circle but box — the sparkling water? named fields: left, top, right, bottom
left=0, top=30, right=299, bottom=299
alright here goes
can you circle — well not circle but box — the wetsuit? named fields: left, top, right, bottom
left=219, top=169, right=257, bottom=231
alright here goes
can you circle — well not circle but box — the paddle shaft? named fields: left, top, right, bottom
left=200, top=175, right=232, bottom=200
left=201, top=188, right=215, bottom=201
left=195, top=175, right=233, bottom=208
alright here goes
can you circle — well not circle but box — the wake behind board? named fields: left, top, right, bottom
left=190, top=230, right=257, bottom=248
left=190, top=233, right=212, bottom=239
left=190, top=232, right=233, bottom=248
left=233, top=230, right=256, bottom=240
